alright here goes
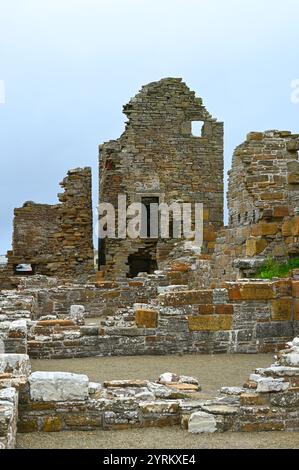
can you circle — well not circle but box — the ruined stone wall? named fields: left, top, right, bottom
left=2, top=340, right=299, bottom=446
left=7, top=203, right=59, bottom=275
left=14, top=339, right=299, bottom=436
left=5, top=167, right=94, bottom=283
left=52, top=167, right=94, bottom=278
left=25, top=278, right=299, bottom=359
left=210, top=130, right=299, bottom=285
left=99, top=78, right=223, bottom=279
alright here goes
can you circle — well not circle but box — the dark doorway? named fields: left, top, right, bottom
left=127, top=253, right=158, bottom=278
left=141, top=197, right=159, bottom=238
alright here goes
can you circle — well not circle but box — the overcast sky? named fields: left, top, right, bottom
left=0, top=0, right=299, bottom=254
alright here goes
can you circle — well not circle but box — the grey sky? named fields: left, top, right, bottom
left=0, top=0, right=298, bottom=254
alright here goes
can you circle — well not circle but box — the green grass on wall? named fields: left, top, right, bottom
left=254, top=257, right=299, bottom=279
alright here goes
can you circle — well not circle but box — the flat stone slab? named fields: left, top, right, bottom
left=29, top=371, right=89, bottom=402
left=0, top=354, right=31, bottom=376
left=104, top=380, right=149, bottom=388
left=188, top=411, right=217, bottom=433
left=256, top=377, right=290, bottom=393
left=200, top=404, right=239, bottom=415
left=256, top=366, right=299, bottom=377
left=221, top=386, right=245, bottom=396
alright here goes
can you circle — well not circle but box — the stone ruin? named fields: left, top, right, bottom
left=1, top=336, right=299, bottom=447
left=1, top=167, right=94, bottom=286
left=99, top=78, right=223, bottom=278
left=0, top=78, right=299, bottom=446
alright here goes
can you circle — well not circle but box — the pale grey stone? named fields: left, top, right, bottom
left=29, top=371, right=89, bottom=401
left=188, top=411, right=217, bottom=433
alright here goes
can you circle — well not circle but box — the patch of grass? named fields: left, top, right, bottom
left=255, top=257, right=299, bottom=279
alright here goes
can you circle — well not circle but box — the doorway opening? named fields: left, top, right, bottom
left=127, top=253, right=158, bottom=278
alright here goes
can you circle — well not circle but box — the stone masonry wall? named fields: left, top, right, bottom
left=10, top=338, right=299, bottom=438
left=209, top=130, right=299, bottom=285
left=99, top=78, right=223, bottom=279
left=5, top=167, right=94, bottom=283
left=25, top=278, right=299, bottom=359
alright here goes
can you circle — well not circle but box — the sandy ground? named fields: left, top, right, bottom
left=16, top=353, right=299, bottom=449
left=28, top=353, right=273, bottom=394
left=17, top=428, right=299, bottom=449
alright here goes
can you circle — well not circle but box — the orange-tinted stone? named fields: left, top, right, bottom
left=43, top=416, right=62, bottom=432
left=273, top=206, right=289, bottom=218
left=294, top=300, right=299, bottom=321
left=215, top=304, right=234, bottom=315
left=135, top=309, right=158, bottom=328
left=203, top=230, right=216, bottom=242
left=282, top=219, right=293, bottom=236
left=251, top=223, right=279, bottom=236
left=37, top=320, right=75, bottom=327
left=228, top=286, right=241, bottom=301
left=246, top=238, right=267, bottom=256
left=240, top=421, right=284, bottom=432
left=198, top=304, right=215, bottom=315
left=239, top=283, right=275, bottom=300
left=271, top=298, right=292, bottom=321
left=292, top=281, right=299, bottom=298
left=188, top=315, right=232, bottom=331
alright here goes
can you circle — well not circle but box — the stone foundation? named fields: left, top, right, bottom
left=1, top=337, right=299, bottom=448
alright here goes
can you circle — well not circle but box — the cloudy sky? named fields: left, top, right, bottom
left=0, top=0, right=299, bottom=254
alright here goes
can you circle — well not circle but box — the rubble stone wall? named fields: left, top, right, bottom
left=24, top=279, right=299, bottom=359
left=99, top=78, right=223, bottom=278
left=210, top=131, right=299, bottom=285
left=5, top=168, right=94, bottom=283
left=4, top=337, right=299, bottom=441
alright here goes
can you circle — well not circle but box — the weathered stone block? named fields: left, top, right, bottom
left=43, top=416, right=62, bottom=432
left=188, top=411, right=217, bottom=433
left=240, top=283, right=275, bottom=300
left=256, top=377, right=289, bottom=393
left=251, top=223, right=279, bottom=237
left=159, top=290, right=213, bottom=307
left=215, top=304, right=234, bottom=315
left=246, top=238, right=267, bottom=257
left=240, top=421, right=285, bottom=432
left=0, top=354, right=31, bottom=376
left=188, top=315, right=232, bottom=331
left=29, top=371, right=89, bottom=401
left=273, top=206, right=289, bottom=218
left=271, top=299, right=293, bottom=321
left=135, top=309, right=158, bottom=328
left=240, top=393, right=269, bottom=406
left=8, top=320, right=27, bottom=339
left=246, top=132, right=264, bottom=141
left=256, top=322, right=294, bottom=339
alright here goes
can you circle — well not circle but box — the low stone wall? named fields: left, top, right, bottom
left=1, top=339, right=299, bottom=448
left=14, top=337, right=299, bottom=439
left=187, top=336, right=299, bottom=433
left=0, top=387, right=19, bottom=449
left=29, top=277, right=167, bottom=319
left=24, top=279, right=299, bottom=358
left=0, top=292, right=36, bottom=355
left=1, top=274, right=299, bottom=359
left=0, top=354, right=31, bottom=449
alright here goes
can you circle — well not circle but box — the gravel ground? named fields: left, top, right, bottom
left=16, top=353, right=299, bottom=449
left=29, top=353, right=273, bottom=394
left=17, top=428, right=299, bottom=449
